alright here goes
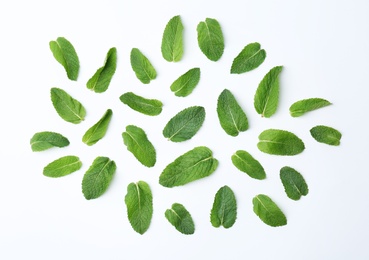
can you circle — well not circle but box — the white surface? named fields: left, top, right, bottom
left=1, top=0, right=369, bottom=259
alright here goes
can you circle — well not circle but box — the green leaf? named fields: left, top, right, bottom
left=252, top=194, right=287, bottom=227
left=82, top=156, right=116, bottom=200
left=43, top=155, right=82, bottom=178
left=197, top=18, right=224, bottom=61
left=161, top=15, right=184, bottom=62
left=254, top=66, right=283, bottom=118
left=163, top=106, right=205, bottom=142
left=217, top=89, right=248, bottom=136
left=119, top=92, right=163, bottom=116
left=30, top=131, right=69, bottom=152
left=159, top=146, right=218, bottom=187
left=289, top=98, right=331, bottom=117
left=130, top=48, right=157, bottom=84
left=258, top=129, right=305, bottom=156
left=50, top=87, right=86, bottom=124
left=122, top=125, right=156, bottom=167
left=230, top=42, right=266, bottom=74
left=165, top=203, right=195, bottom=235
left=310, top=125, right=342, bottom=146
left=170, top=68, right=201, bottom=97
left=86, top=47, right=117, bottom=93
left=49, top=37, right=80, bottom=80
left=125, top=181, right=153, bottom=235
left=210, top=186, right=237, bottom=228
left=231, top=150, right=266, bottom=180
left=280, top=166, right=309, bottom=200
left=82, top=109, right=112, bottom=146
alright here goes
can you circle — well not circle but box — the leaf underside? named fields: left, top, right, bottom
left=280, top=166, right=309, bottom=200
left=231, top=42, right=266, bottom=74
left=82, top=109, right=113, bottom=146
left=310, top=125, right=342, bottom=146
left=119, top=92, right=163, bottom=116
left=30, top=131, right=69, bottom=152
left=231, top=150, right=266, bottom=180
left=289, top=98, right=331, bottom=117
left=130, top=48, right=157, bottom=84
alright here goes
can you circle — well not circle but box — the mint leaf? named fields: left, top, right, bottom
left=82, top=156, right=116, bottom=200
left=165, top=203, right=195, bottom=235
left=119, top=92, right=163, bottom=116
left=122, top=125, right=156, bottom=167
left=82, top=109, right=112, bottom=146
left=231, top=150, right=266, bottom=180
left=197, top=18, right=224, bottom=61
left=130, top=48, right=157, bottom=84
left=310, top=125, right=342, bottom=146
left=217, top=89, right=248, bottom=136
left=50, top=87, right=86, bottom=124
left=30, top=131, right=69, bottom=152
left=252, top=194, right=287, bottom=227
left=280, top=166, right=309, bottom=200
left=170, top=68, right=201, bottom=97
left=258, top=129, right=305, bottom=156
left=210, top=186, right=237, bottom=228
left=230, top=42, right=266, bottom=74
left=159, top=146, right=218, bottom=187
left=163, top=106, right=205, bottom=142
left=125, top=181, right=153, bottom=235
left=254, top=66, right=283, bottom=118
left=43, top=155, right=82, bottom=178
left=289, top=98, right=331, bottom=117
left=161, top=15, right=184, bottom=62
left=87, top=47, right=117, bottom=93
left=49, top=37, right=80, bottom=80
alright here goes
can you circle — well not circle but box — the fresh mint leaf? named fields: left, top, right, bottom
left=30, top=131, right=69, bottom=152
left=197, top=18, right=224, bottom=61
left=231, top=42, right=266, bottom=74
left=252, top=194, right=287, bottom=227
left=231, top=150, right=266, bottom=180
left=43, top=155, right=82, bottom=178
left=122, top=125, right=156, bottom=167
left=254, top=66, right=283, bottom=118
left=119, top=92, right=163, bottom=116
left=210, top=186, right=237, bottom=228
left=82, top=156, right=116, bottom=200
left=159, top=146, right=218, bottom=187
left=170, top=68, right=201, bottom=97
left=163, top=106, right=205, bottom=142
left=49, top=37, right=80, bottom=80
left=87, top=47, right=117, bottom=93
left=82, top=109, right=112, bottom=146
left=130, top=48, right=157, bottom=84
left=310, top=125, right=342, bottom=146
left=165, top=203, right=195, bottom=235
left=217, top=89, right=248, bottom=136
left=289, top=98, right=331, bottom=117
left=280, top=166, right=309, bottom=200
left=161, top=15, right=184, bottom=62
left=258, top=129, right=305, bottom=156
left=125, top=181, right=153, bottom=235
left=50, top=87, right=86, bottom=124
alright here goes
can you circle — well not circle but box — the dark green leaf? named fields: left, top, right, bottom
left=252, top=194, right=287, bottom=227
left=130, top=48, right=157, bottom=84
left=310, top=125, right=342, bottom=146
left=161, top=15, right=184, bottom=62
left=231, top=150, right=266, bottom=180
left=30, top=131, right=69, bottom=152
left=170, top=68, right=201, bottom=97
left=43, top=155, right=82, bottom=178
left=289, top=98, right=331, bottom=117
left=165, top=203, right=195, bottom=235
left=119, top=92, right=163, bottom=116
left=280, top=166, right=309, bottom=200
left=197, top=18, right=224, bottom=61
left=210, top=186, right=237, bottom=228
left=82, top=109, right=112, bottom=146
left=231, top=42, right=266, bottom=74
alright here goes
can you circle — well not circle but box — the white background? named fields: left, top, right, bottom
left=1, top=0, right=368, bottom=259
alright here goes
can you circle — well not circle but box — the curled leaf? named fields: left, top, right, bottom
left=165, top=203, right=195, bottom=235
left=30, top=131, right=69, bottom=152
left=289, top=98, right=331, bottom=117
left=119, top=92, right=163, bottom=116
left=310, top=125, right=342, bottom=146
left=130, top=48, right=157, bottom=84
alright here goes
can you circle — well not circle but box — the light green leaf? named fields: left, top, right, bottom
left=258, top=129, right=305, bottom=156
left=122, top=125, right=156, bottom=167
left=231, top=150, right=266, bottom=180
left=252, top=194, right=287, bottom=227
left=130, top=48, right=157, bottom=84
left=82, top=156, right=116, bottom=200
left=170, top=68, right=201, bottom=97
left=163, top=106, right=205, bottom=142
left=210, top=186, right=237, bottom=228
left=289, top=98, right=331, bottom=117
left=280, top=166, right=309, bottom=200
left=197, top=18, right=224, bottom=61
left=87, top=47, right=117, bottom=93
left=125, top=181, right=153, bottom=235
left=254, top=66, right=283, bottom=118
left=119, top=92, right=163, bottom=116
left=310, top=125, right=342, bottom=146
left=165, top=203, right=195, bottom=235
left=161, top=15, right=184, bottom=62
left=159, top=146, right=218, bottom=187
left=43, top=155, right=82, bottom=178
left=49, top=37, right=79, bottom=80
left=231, top=42, right=266, bottom=74
left=30, top=131, right=69, bottom=152
left=82, top=109, right=112, bottom=146
left=50, top=87, right=86, bottom=124
left=217, top=89, right=248, bottom=136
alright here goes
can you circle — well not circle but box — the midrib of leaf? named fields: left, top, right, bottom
left=134, top=99, right=159, bottom=109
left=219, top=191, right=227, bottom=225
left=291, top=182, right=302, bottom=195
left=84, top=117, right=105, bottom=143
left=204, top=21, right=216, bottom=58
left=233, top=153, right=252, bottom=168
left=90, top=68, right=103, bottom=91
left=261, top=84, right=274, bottom=117
left=242, top=48, right=262, bottom=63
left=259, top=139, right=284, bottom=145
left=90, top=160, right=111, bottom=189
left=174, top=77, right=192, bottom=93
left=125, top=131, right=145, bottom=155
left=134, top=183, right=145, bottom=232
left=170, top=156, right=213, bottom=181
left=227, top=103, right=240, bottom=133
left=168, top=111, right=202, bottom=140
left=170, top=208, right=182, bottom=220
left=256, top=196, right=270, bottom=213
left=56, top=41, right=71, bottom=76
left=55, top=91, right=83, bottom=121
left=171, top=23, right=181, bottom=61
left=50, top=160, right=80, bottom=171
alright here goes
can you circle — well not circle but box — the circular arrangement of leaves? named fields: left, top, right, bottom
left=31, top=15, right=342, bottom=235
